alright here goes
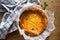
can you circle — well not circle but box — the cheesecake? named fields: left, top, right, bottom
left=19, top=7, right=48, bottom=36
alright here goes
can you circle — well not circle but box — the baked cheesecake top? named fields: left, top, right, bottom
left=19, top=7, right=48, bottom=36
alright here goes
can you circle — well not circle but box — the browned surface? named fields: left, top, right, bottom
left=20, top=7, right=48, bottom=36
left=0, top=0, right=60, bottom=40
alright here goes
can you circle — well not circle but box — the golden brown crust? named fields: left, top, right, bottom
left=19, top=7, right=48, bottom=36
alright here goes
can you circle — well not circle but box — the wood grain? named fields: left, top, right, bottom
left=0, top=0, right=60, bottom=40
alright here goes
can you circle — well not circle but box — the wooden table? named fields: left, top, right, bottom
left=0, top=0, right=60, bottom=40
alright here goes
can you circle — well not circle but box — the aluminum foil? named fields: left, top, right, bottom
left=15, top=3, right=55, bottom=40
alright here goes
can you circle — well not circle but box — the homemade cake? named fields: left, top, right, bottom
left=19, top=7, right=48, bottom=36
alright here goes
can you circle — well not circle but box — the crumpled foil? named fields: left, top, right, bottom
left=15, top=3, right=55, bottom=40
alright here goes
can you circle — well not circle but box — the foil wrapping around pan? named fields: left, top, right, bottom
left=15, top=3, right=55, bottom=40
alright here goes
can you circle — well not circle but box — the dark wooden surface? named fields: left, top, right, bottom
left=0, top=0, right=60, bottom=40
